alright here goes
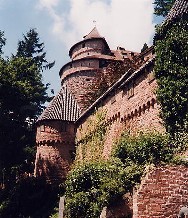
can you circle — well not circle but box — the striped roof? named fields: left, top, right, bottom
left=165, top=0, right=188, bottom=23
left=37, top=86, right=81, bottom=122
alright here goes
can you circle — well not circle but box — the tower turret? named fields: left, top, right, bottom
left=59, top=27, right=122, bottom=111
left=34, top=86, right=80, bottom=183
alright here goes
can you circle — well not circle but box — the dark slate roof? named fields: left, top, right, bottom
left=83, top=27, right=102, bottom=39
left=165, top=0, right=188, bottom=24
left=37, top=86, right=81, bottom=122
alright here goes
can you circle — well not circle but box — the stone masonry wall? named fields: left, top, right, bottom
left=76, top=64, right=164, bottom=161
left=60, top=59, right=99, bottom=80
left=34, top=120, right=76, bottom=183
left=62, top=70, right=99, bottom=111
left=71, top=39, right=106, bottom=60
left=133, top=165, right=188, bottom=218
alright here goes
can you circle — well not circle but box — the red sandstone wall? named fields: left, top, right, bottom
left=35, top=120, right=76, bottom=183
left=71, top=39, right=106, bottom=60
left=133, top=165, right=188, bottom=218
left=60, top=59, right=99, bottom=81
left=62, top=70, right=99, bottom=111
left=76, top=66, right=164, bottom=160
left=101, top=68, right=163, bottom=158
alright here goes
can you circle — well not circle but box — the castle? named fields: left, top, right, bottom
left=34, top=25, right=158, bottom=182
left=34, top=0, right=188, bottom=217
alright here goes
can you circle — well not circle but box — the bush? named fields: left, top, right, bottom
left=114, top=132, right=173, bottom=165
left=65, top=159, right=142, bottom=218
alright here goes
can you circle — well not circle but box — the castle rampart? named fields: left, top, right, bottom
left=76, top=57, right=164, bottom=162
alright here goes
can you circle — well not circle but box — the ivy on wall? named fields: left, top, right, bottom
left=154, top=17, right=188, bottom=135
left=75, top=109, right=108, bottom=164
left=65, top=160, right=142, bottom=218
left=63, top=13, right=188, bottom=218
left=64, top=131, right=188, bottom=218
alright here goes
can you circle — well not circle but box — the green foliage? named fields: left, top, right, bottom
left=0, top=56, right=49, bottom=119
left=65, top=161, right=142, bottom=218
left=65, top=132, right=179, bottom=218
left=16, top=28, right=55, bottom=70
left=114, top=132, right=173, bottom=165
left=0, top=56, right=49, bottom=176
left=0, top=28, right=54, bottom=217
left=153, top=0, right=175, bottom=17
left=154, top=18, right=188, bottom=135
left=141, top=43, right=148, bottom=53
left=0, top=30, right=6, bottom=55
left=76, top=109, right=108, bottom=163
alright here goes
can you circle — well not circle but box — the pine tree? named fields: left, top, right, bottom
left=141, top=43, right=148, bottom=53
left=0, top=30, right=6, bottom=55
left=0, top=29, right=53, bottom=188
left=154, top=0, right=175, bottom=17
left=16, top=28, right=55, bottom=70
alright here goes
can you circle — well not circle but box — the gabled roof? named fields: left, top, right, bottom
left=37, top=86, right=81, bottom=123
left=83, top=27, right=102, bottom=39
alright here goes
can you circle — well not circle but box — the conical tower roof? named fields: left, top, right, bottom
left=37, top=86, right=81, bottom=122
left=83, top=27, right=102, bottom=39
left=165, top=0, right=188, bottom=24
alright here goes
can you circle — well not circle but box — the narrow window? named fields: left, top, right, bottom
left=82, top=43, right=85, bottom=48
left=111, top=91, right=116, bottom=104
left=127, top=81, right=134, bottom=98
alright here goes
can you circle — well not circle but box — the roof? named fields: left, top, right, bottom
left=83, top=27, right=102, bottom=39
left=69, top=27, right=110, bottom=58
left=165, top=0, right=188, bottom=24
left=37, top=86, right=81, bottom=123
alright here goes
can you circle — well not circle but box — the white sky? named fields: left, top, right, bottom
left=0, top=0, right=163, bottom=94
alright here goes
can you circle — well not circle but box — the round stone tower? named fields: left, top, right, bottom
left=59, top=27, right=121, bottom=111
left=34, top=87, right=80, bottom=183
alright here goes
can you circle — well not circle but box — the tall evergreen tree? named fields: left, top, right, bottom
left=0, top=31, right=6, bottom=55
left=16, top=28, right=55, bottom=70
left=0, top=29, right=53, bottom=188
left=154, top=0, right=175, bottom=16
left=141, top=43, right=148, bottom=53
